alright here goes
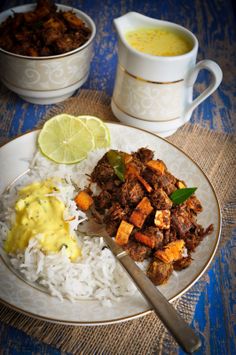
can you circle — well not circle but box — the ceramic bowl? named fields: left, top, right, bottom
left=0, top=4, right=96, bottom=104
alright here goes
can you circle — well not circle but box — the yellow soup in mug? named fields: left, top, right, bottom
left=125, top=27, right=192, bottom=56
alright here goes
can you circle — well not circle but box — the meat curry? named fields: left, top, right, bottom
left=0, top=0, right=91, bottom=56
left=75, top=147, right=213, bottom=286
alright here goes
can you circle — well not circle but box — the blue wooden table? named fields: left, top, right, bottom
left=0, top=0, right=235, bottom=354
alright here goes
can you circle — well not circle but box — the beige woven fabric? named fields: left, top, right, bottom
left=0, top=90, right=235, bottom=354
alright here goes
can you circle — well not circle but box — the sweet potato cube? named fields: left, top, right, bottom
left=146, top=160, right=166, bottom=175
left=129, top=197, right=153, bottom=228
left=115, top=220, right=134, bottom=246
left=74, top=191, right=93, bottom=211
left=134, top=231, right=156, bottom=249
left=155, top=240, right=185, bottom=263
left=154, top=210, right=171, bottom=229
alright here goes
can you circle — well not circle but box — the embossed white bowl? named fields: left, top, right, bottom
left=0, top=4, right=96, bottom=104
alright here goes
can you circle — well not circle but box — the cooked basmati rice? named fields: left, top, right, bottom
left=0, top=149, right=137, bottom=303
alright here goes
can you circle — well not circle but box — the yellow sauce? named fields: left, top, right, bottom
left=125, top=27, right=192, bottom=56
left=4, top=180, right=80, bottom=261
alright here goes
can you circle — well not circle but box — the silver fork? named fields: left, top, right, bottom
left=78, top=217, right=201, bottom=354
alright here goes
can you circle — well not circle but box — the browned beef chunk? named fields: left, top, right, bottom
left=11, top=13, right=24, bottom=30
left=173, top=256, right=192, bottom=271
left=150, top=188, right=173, bottom=210
left=184, top=233, right=202, bottom=252
left=43, top=17, right=66, bottom=32
left=163, top=228, right=177, bottom=245
left=204, top=224, right=214, bottom=235
left=94, top=190, right=112, bottom=212
left=102, top=180, right=122, bottom=194
left=147, top=259, right=173, bottom=285
left=23, top=11, right=38, bottom=24
left=134, top=148, right=154, bottom=163
left=105, top=221, right=118, bottom=237
left=123, top=241, right=151, bottom=262
left=15, top=31, right=32, bottom=42
left=165, top=184, right=176, bottom=196
left=183, top=224, right=213, bottom=252
left=171, top=208, right=193, bottom=236
left=142, top=226, right=164, bottom=249
left=157, top=172, right=177, bottom=195
left=103, top=203, right=130, bottom=236
left=91, top=155, right=116, bottom=187
left=40, top=46, right=51, bottom=56
left=36, top=0, right=56, bottom=14
left=62, top=11, right=84, bottom=29
left=119, top=179, right=144, bottom=206
left=186, top=195, right=203, bottom=213
left=142, top=169, right=176, bottom=195
left=25, top=47, right=39, bottom=56
left=55, top=34, right=84, bottom=53
left=142, top=168, right=161, bottom=188
left=104, top=203, right=129, bottom=224
left=129, top=155, right=145, bottom=175
left=42, top=28, right=62, bottom=45
left=12, top=43, right=32, bottom=55
left=35, top=4, right=53, bottom=20
left=0, top=35, right=13, bottom=51
left=164, top=171, right=176, bottom=185
left=76, top=26, right=91, bottom=38
left=74, top=30, right=89, bottom=42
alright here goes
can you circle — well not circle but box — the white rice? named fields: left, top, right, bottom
left=0, top=149, right=137, bottom=303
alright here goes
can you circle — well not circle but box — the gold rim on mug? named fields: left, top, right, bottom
left=119, top=64, right=184, bottom=85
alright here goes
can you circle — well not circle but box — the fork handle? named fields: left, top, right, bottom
left=103, top=235, right=201, bottom=354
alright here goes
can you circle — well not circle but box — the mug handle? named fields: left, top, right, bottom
left=183, top=59, right=223, bottom=122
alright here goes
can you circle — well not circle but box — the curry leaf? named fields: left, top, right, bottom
left=107, top=150, right=125, bottom=182
left=170, top=187, right=197, bottom=205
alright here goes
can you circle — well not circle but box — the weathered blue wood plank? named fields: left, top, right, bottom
left=0, top=322, right=70, bottom=354
left=179, top=230, right=236, bottom=355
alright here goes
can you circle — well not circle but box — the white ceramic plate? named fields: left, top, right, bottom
left=0, top=123, right=221, bottom=325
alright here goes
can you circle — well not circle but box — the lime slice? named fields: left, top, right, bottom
left=38, top=114, right=95, bottom=164
left=77, top=115, right=110, bottom=149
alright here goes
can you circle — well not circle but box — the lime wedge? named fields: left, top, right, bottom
left=77, top=115, right=110, bottom=149
left=38, top=114, right=95, bottom=164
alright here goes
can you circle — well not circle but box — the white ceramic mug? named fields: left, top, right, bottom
left=111, top=12, right=223, bottom=137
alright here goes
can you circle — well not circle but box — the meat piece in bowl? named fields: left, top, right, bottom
left=0, top=1, right=96, bottom=104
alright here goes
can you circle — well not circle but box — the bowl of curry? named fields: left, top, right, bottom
left=0, top=0, right=96, bottom=104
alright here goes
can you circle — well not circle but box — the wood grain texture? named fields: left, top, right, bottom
left=0, top=0, right=235, bottom=354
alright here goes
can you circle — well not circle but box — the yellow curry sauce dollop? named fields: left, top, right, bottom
left=4, top=180, right=80, bottom=261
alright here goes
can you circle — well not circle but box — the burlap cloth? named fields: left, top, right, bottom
left=0, top=90, right=235, bottom=354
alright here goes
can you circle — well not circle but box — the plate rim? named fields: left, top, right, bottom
left=0, top=123, right=221, bottom=325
